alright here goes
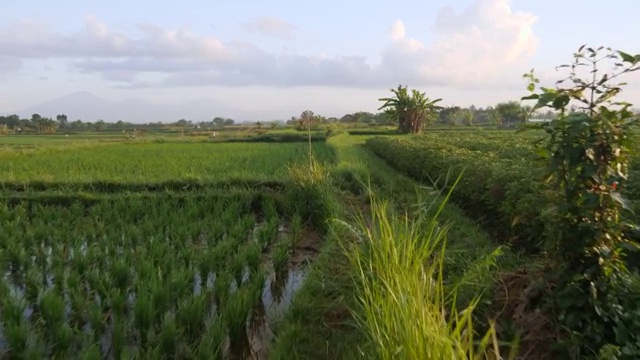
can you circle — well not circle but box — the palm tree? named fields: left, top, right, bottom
left=378, top=85, right=442, bottom=133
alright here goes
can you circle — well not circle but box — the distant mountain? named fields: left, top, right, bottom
left=9, top=91, right=260, bottom=123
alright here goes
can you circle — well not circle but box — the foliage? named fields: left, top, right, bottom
left=0, top=194, right=301, bottom=357
left=365, top=135, right=549, bottom=253
left=460, top=109, right=474, bottom=126
left=493, top=101, right=529, bottom=127
left=522, top=45, right=640, bottom=358
left=378, top=85, right=442, bottom=133
left=294, top=110, right=325, bottom=131
left=324, top=122, right=345, bottom=137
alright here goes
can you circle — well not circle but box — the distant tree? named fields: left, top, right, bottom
left=494, top=101, right=527, bottom=126
left=437, top=106, right=461, bottom=125
left=175, top=119, right=190, bottom=127
left=445, top=109, right=460, bottom=126
left=94, top=120, right=106, bottom=132
left=379, top=85, right=442, bottom=133
left=255, top=121, right=263, bottom=129
left=297, top=110, right=316, bottom=131
left=212, top=117, right=226, bottom=127
left=352, top=111, right=374, bottom=123
left=460, top=108, right=474, bottom=126
left=56, top=114, right=68, bottom=129
left=339, top=114, right=356, bottom=123
left=0, top=114, right=20, bottom=128
left=223, top=119, right=235, bottom=126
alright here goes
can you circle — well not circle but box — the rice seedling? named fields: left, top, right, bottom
left=110, top=315, right=127, bottom=359
left=244, top=241, right=262, bottom=275
left=2, top=296, right=29, bottom=356
left=261, top=197, right=279, bottom=221
left=214, top=271, right=232, bottom=310
left=51, top=322, right=74, bottom=358
left=0, top=142, right=334, bottom=186
left=80, top=342, right=101, bottom=360
left=157, top=312, right=180, bottom=356
left=272, top=239, right=291, bottom=279
left=176, top=293, right=207, bottom=345
left=223, top=287, right=254, bottom=358
left=134, top=292, right=153, bottom=347
left=195, top=315, right=227, bottom=360
left=0, top=167, right=312, bottom=357
left=230, top=251, right=248, bottom=288
left=289, top=213, right=303, bottom=246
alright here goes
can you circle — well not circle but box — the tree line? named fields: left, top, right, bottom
left=0, top=114, right=237, bottom=134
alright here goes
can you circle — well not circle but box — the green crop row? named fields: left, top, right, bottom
left=365, top=136, right=558, bottom=253
left=0, top=194, right=306, bottom=358
left=0, top=142, right=334, bottom=188
left=366, top=133, right=640, bottom=253
left=414, top=131, right=640, bottom=207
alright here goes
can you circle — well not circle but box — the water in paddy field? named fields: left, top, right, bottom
left=231, top=268, right=307, bottom=360
left=0, top=223, right=317, bottom=359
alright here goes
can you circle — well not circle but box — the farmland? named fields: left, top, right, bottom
left=0, top=136, right=334, bottom=358
left=0, top=142, right=333, bottom=188
left=1, top=119, right=640, bottom=359
left=365, top=131, right=640, bottom=248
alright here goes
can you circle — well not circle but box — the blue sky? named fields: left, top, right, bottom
left=1, top=0, right=639, bottom=121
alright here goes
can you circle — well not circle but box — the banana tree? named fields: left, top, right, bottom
left=378, top=85, right=442, bottom=133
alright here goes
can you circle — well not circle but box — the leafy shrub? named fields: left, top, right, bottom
left=365, top=136, right=549, bottom=253
left=522, top=45, right=640, bottom=358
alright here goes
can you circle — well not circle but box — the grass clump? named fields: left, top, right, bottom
left=287, top=155, right=337, bottom=233
left=343, top=193, right=505, bottom=359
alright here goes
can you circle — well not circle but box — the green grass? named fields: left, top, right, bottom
left=0, top=142, right=334, bottom=186
left=271, top=133, right=517, bottom=359
left=344, top=195, right=502, bottom=359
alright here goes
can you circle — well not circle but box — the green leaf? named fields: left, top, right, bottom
left=618, top=51, right=638, bottom=64
left=521, top=94, right=539, bottom=100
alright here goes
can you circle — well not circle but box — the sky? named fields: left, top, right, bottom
left=0, top=0, right=639, bottom=122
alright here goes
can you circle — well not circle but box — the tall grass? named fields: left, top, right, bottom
left=342, top=188, right=503, bottom=359
left=287, top=154, right=337, bottom=233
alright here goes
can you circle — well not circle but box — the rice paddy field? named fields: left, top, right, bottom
left=0, top=137, right=332, bottom=358
left=3, top=127, right=638, bottom=359
left=0, top=142, right=333, bottom=187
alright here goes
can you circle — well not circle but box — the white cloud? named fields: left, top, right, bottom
left=0, top=56, right=22, bottom=73
left=389, top=20, right=406, bottom=41
left=243, top=17, right=297, bottom=40
left=0, top=0, right=539, bottom=89
left=381, top=0, right=539, bottom=87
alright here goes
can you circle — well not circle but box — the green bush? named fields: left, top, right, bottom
left=365, top=137, right=549, bottom=253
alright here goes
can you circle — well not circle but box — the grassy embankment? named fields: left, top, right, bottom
left=271, top=133, right=517, bottom=359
